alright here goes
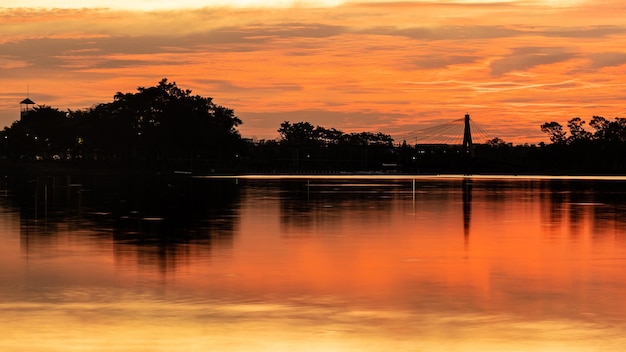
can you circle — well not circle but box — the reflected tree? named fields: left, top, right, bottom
left=9, top=173, right=241, bottom=272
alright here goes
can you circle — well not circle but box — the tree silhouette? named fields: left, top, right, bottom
left=87, top=78, right=242, bottom=166
left=590, top=116, right=626, bottom=143
left=275, top=121, right=394, bottom=170
left=278, top=121, right=318, bottom=145
left=1, top=79, right=243, bottom=171
left=540, top=121, right=567, bottom=144
left=3, top=105, right=70, bottom=159
left=566, top=117, right=592, bottom=144
left=486, top=137, right=508, bottom=147
left=539, top=116, right=626, bottom=173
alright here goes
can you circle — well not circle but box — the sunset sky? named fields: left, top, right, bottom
left=2, top=0, right=626, bottom=143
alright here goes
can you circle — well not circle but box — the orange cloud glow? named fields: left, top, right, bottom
left=2, top=1, right=626, bottom=143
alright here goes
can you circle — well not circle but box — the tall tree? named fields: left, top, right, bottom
left=540, top=121, right=567, bottom=144
left=590, top=116, right=626, bottom=142
left=566, top=117, right=592, bottom=143
left=278, top=121, right=317, bottom=145
left=80, top=78, right=243, bottom=166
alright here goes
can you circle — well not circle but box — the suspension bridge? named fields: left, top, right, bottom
left=395, top=113, right=492, bottom=152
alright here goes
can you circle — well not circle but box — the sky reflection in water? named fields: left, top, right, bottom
left=1, top=175, right=626, bottom=351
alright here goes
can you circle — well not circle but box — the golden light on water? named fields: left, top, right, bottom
left=0, top=300, right=621, bottom=352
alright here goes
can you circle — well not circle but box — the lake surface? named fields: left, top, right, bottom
left=1, top=174, right=626, bottom=351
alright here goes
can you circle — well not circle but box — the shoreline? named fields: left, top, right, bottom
left=1, top=159, right=625, bottom=179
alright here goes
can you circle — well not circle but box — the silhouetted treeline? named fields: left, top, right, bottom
left=537, top=116, right=626, bottom=173
left=241, top=121, right=395, bottom=171
left=2, top=79, right=626, bottom=174
left=1, top=79, right=401, bottom=173
left=2, top=79, right=243, bottom=172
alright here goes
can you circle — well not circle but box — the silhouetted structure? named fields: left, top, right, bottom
left=20, top=97, right=35, bottom=120
left=462, top=113, right=474, bottom=156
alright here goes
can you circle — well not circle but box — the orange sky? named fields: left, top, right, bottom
left=2, top=1, right=626, bottom=143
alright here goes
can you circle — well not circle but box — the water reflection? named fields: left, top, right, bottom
left=8, top=175, right=626, bottom=269
left=277, top=179, right=402, bottom=234
left=462, top=178, right=472, bottom=244
left=6, top=173, right=241, bottom=272
left=536, top=179, right=626, bottom=240
left=3, top=175, right=626, bottom=351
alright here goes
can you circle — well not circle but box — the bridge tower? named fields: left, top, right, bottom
left=461, top=113, right=473, bottom=156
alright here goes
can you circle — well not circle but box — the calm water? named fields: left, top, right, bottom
left=1, top=174, right=626, bottom=351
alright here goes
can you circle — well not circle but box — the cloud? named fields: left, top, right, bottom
left=3, top=3, right=626, bottom=144
left=489, top=47, right=577, bottom=75
left=195, top=79, right=303, bottom=93
left=472, top=80, right=579, bottom=93
left=588, top=52, right=626, bottom=69
left=0, top=21, right=348, bottom=73
left=242, top=23, right=347, bottom=38
left=542, top=25, right=626, bottom=38
left=348, top=1, right=519, bottom=10
left=410, top=55, right=477, bottom=69
left=357, top=25, right=524, bottom=41
left=7, top=0, right=346, bottom=10
left=356, top=24, right=626, bottom=43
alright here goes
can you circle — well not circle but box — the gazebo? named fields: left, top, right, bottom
left=20, top=97, right=35, bottom=119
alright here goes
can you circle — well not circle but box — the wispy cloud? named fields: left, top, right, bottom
left=489, top=47, right=577, bottom=75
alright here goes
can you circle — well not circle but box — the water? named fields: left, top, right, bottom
left=1, top=174, right=626, bottom=351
